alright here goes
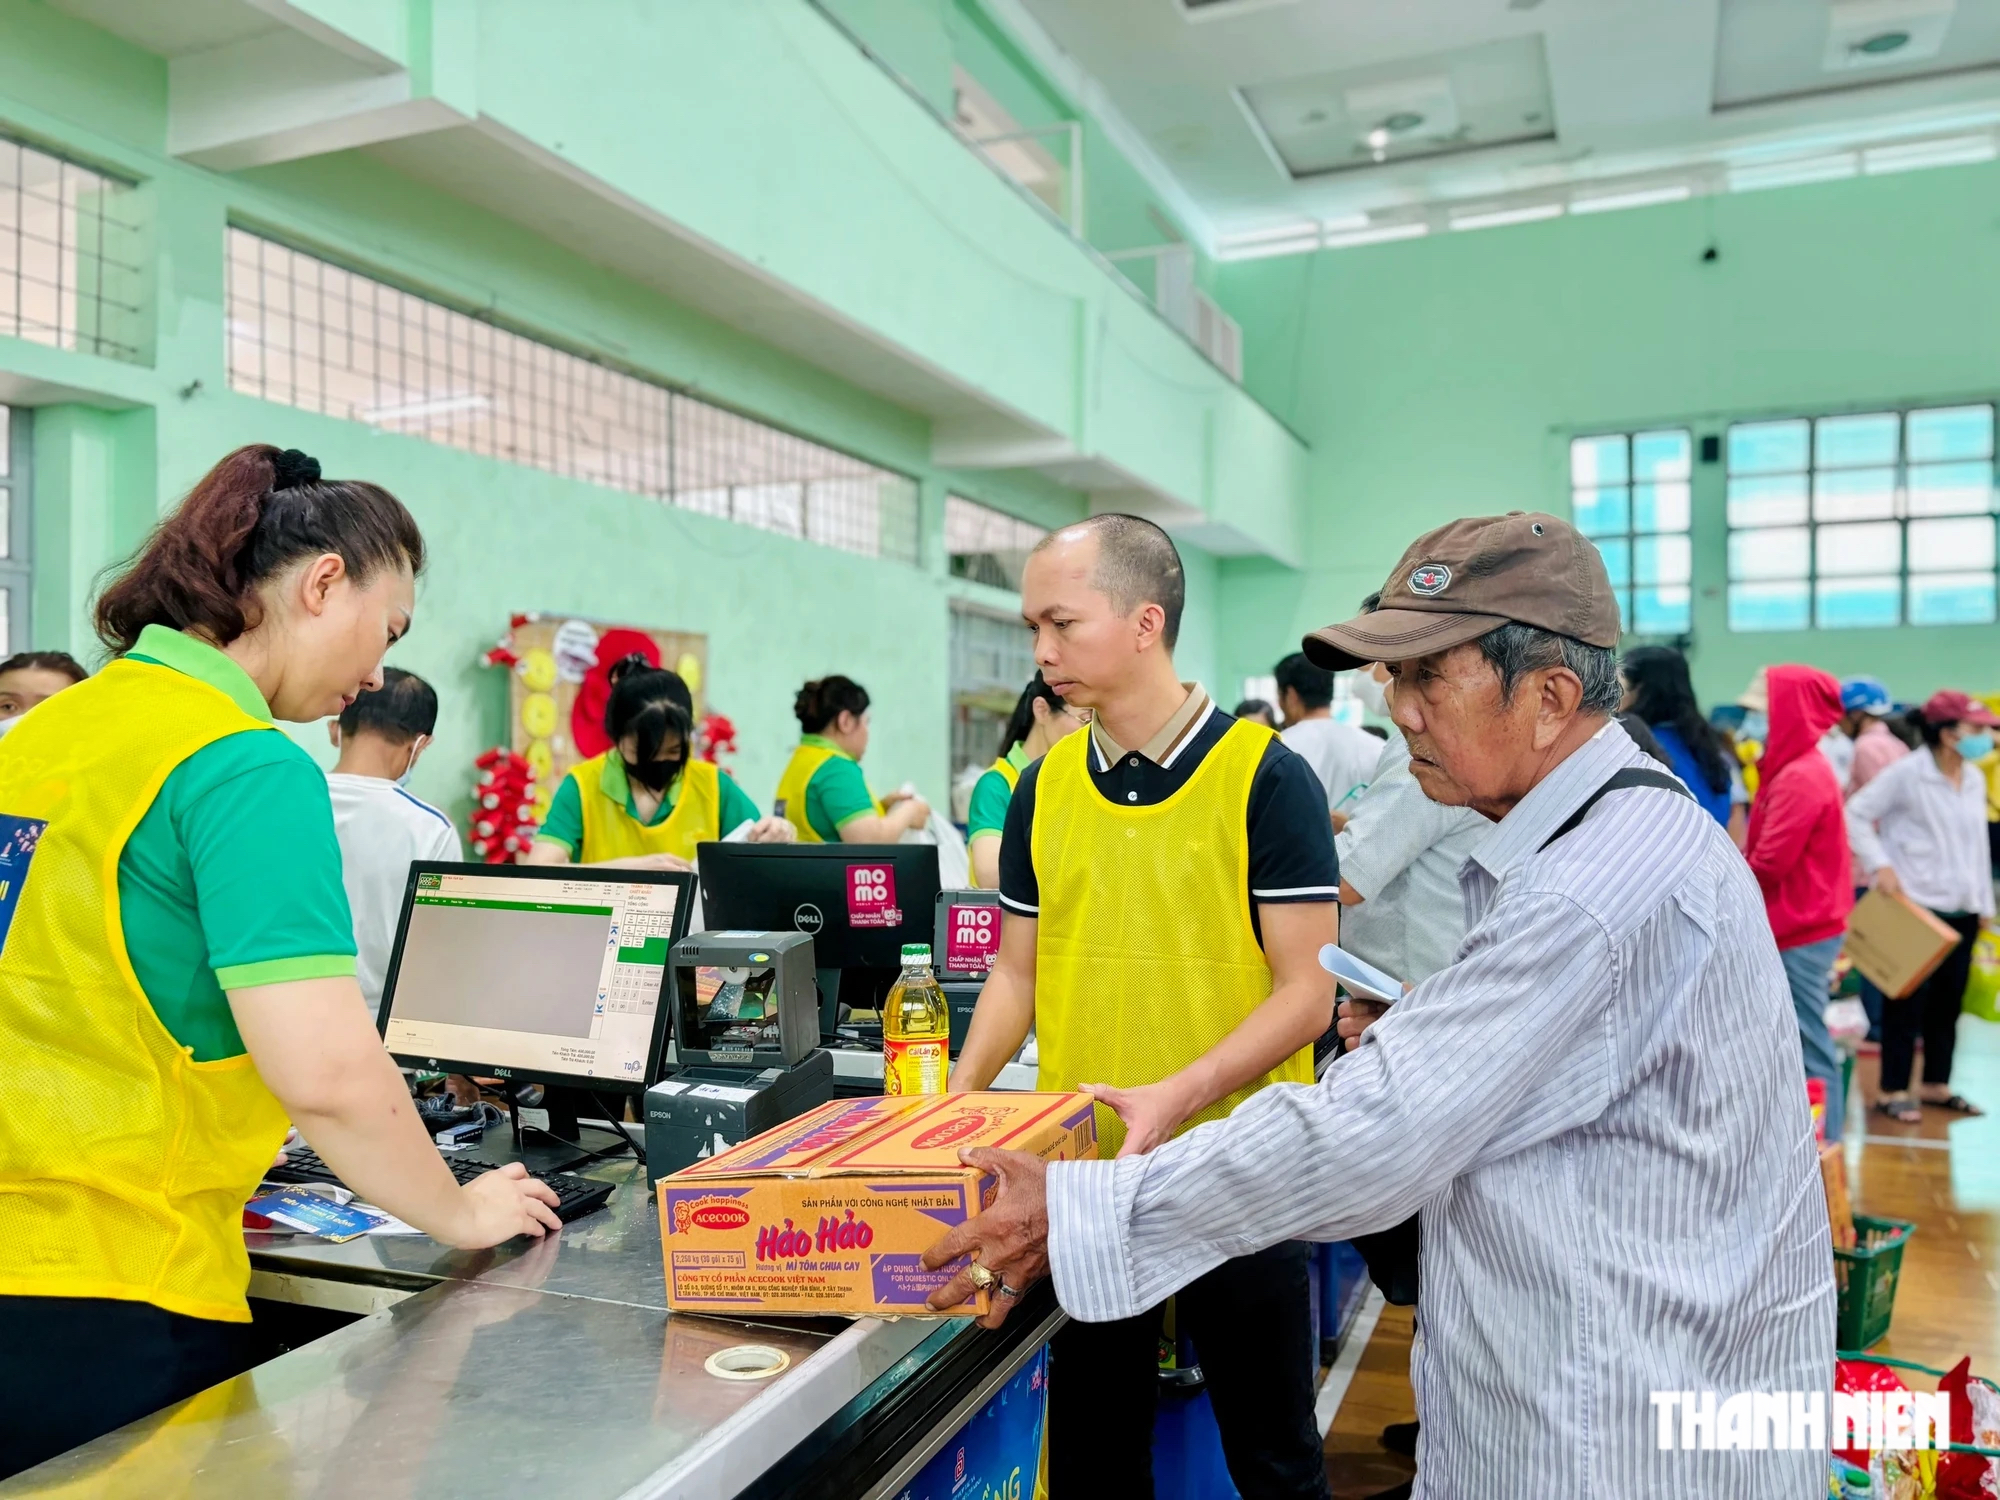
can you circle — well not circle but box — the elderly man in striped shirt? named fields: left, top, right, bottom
left=926, top=511, right=1836, bottom=1499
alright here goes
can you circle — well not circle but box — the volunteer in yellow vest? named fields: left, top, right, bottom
left=949, top=514, right=1338, bottom=1500
left=527, top=654, right=791, bottom=871
left=0, top=445, right=559, bottom=1479
left=966, top=671, right=1087, bottom=889
left=773, top=675, right=930, bottom=844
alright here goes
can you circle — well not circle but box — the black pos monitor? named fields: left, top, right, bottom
left=377, top=862, right=694, bottom=1168
left=696, top=842, right=942, bottom=1040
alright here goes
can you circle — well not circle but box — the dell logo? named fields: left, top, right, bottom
left=793, top=902, right=825, bottom=933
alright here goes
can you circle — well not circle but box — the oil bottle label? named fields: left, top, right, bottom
left=883, top=1037, right=946, bottom=1095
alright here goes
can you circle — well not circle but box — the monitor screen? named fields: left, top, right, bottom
left=696, top=843, right=941, bottom=972
left=379, top=864, right=691, bottom=1091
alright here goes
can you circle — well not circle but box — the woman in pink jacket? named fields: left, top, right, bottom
left=1743, top=665, right=1854, bottom=1142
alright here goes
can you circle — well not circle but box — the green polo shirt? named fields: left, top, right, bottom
left=798, top=735, right=879, bottom=842
left=967, top=742, right=1030, bottom=841
left=119, top=626, right=357, bottom=1061
left=535, top=755, right=761, bottom=855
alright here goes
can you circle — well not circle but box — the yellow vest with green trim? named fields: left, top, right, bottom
left=1030, top=719, right=1308, bottom=1156
left=773, top=741, right=881, bottom=844
left=0, top=660, right=293, bottom=1322
left=967, top=756, right=1022, bottom=889
left=570, top=752, right=721, bottom=864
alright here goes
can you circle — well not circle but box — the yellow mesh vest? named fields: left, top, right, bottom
left=968, top=757, right=1021, bottom=890
left=0, top=660, right=293, bottom=1322
left=572, top=752, right=721, bottom=863
left=773, top=742, right=882, bottom=844
left=1031, top=719, right=1308, bottom=1156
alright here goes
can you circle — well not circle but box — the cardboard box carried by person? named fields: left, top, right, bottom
left=657, top=1091, right=1097, bottom=1318
left=1844, top=887, right=1961, bottom=999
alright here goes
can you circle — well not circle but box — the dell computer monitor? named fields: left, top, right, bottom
left=378, top=862, right=693, bottom=1095
left=696, top=843, right=941, bottom=1034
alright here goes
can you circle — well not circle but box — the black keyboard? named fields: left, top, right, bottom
left=264, top=1145, right=615, bottom=1225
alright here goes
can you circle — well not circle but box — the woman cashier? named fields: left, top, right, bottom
left=966, top=671, right=1086, bottom=888
left=773, top=675, right=930, bottom=843
left=527, top=654, right=791, bottom=870
left=0, top=446, right=559, bottom=1478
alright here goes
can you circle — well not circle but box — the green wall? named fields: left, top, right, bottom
left=6, top=0, right=1229, bottom=828
left=818, top=0, right=1213, bottom=310
left=1214, top=160, right=2000, bottom=708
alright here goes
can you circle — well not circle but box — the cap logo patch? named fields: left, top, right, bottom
left=1408, top=563, right=1452, bottom=596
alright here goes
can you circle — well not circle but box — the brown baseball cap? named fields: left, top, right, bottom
left=1303, top=511, right=1621, bottom=671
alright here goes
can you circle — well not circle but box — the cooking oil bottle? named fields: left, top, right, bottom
left=882, top=943, right=949, bottom=1096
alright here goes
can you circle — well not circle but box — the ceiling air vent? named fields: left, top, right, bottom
left=1823, top=0, right=1955, bottom=71
left=1179, top=0, right=1301, bottom=20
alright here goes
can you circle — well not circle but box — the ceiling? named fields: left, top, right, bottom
left=1003, top=0, right=2000, bottom=244
left=49, top=0, right=280, bottom=57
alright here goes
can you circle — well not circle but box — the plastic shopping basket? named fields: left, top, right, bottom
left=1834, top=1215, right=1914, bottom=1351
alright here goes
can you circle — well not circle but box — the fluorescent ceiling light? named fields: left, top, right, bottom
left=1323, top=221, right=1429, bottom=249
left=1223, top=220, right=1324, bottom=248
left=1569, top=184, right=1692, bottom=215
left=1727, top=154, right=1857, bottom=192
left=362, top=393, right=493, bottom=424
left=1450, top=202, right=1563, bottom=231
left=1862, top=134, right=1997, bottom=174
left=1217, top=232, right=1323, bottom=262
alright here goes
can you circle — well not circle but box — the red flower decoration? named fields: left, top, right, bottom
left=571, top=628, right=661, bottom=760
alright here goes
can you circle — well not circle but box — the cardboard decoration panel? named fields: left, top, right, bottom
left=507, top=615, right=707, bottom=821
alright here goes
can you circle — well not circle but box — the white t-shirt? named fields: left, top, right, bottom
left=1280, top=715, right=1384, bottom=813
left=326, top=772, right=463, bottom=1013
left=1334, top=736, right=1490, bottom=982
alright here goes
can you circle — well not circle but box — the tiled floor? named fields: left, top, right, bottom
left=1315, top=1015, right=2000, bottom=1496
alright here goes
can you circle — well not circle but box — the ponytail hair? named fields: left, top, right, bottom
left=998, top=672, right=1065, bottom=758
left=605, top=652, right=694, bottom=767
left=95, top=445, right=426, bottom=656
left=794, top=675, right=869, bottom=734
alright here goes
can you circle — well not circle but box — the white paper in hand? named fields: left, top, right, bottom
left=1318, top=944, right=1404, bottom=1003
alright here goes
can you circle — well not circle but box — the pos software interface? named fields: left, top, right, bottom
left=379, top=863, right=692, bottom=1088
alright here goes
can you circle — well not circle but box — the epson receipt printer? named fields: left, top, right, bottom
left=645, top=930, right=832, bottom=1180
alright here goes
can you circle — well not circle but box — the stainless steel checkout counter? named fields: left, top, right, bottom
left=1, top=1146, right=1062, bottom=1499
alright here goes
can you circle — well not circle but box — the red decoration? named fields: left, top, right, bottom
left=482, top=644, right=520, bottom=668
left=571, top=627, right=660, bottom=760
left=466, top=747, right=540, bottom=864
left=699, top=711, right=738, bottom=766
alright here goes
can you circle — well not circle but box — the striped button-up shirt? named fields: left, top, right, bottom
left=1047, top=722, right=1834, bottom=1499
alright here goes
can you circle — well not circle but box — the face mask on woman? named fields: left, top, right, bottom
left=626, top=755, right=684, bottom=793
left=1954, top=730, right=1994, bottom=762
left=1350, top=671, right=1389, bottom=718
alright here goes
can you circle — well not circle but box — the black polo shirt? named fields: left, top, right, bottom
left=997, top=703, right=1339, bottom=947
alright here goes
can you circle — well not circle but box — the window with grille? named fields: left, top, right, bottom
left=0, top=407, right=27, bottom=655
left=225, top=228, right=919, bottom=564
left=946, top=495, right=1047, bottom=590
left=950, top=602, right=1039, bottom=801
left=0, top=135, right=144, bottom=363
left=1726, top=405, right=1995, bottom=630
left=1569, top=429, right=1693, bottom=636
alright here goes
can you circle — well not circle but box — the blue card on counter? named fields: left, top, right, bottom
left=247, top=1191, right=391, bottom=1242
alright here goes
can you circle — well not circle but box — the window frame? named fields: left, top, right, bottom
left=1567, top=426, right=1695, bottom=638
left=0, top=406, right=29, bottom=656
left=224, top=226, right=921, bottom=566
left=1723, top=401, right=1998, bottom=632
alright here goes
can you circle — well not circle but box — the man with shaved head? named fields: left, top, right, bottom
left=951, top=513, right=1338, bottom=1499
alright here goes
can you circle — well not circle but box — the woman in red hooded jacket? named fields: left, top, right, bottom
left=1743, top=664, right=1854, bottom=1142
